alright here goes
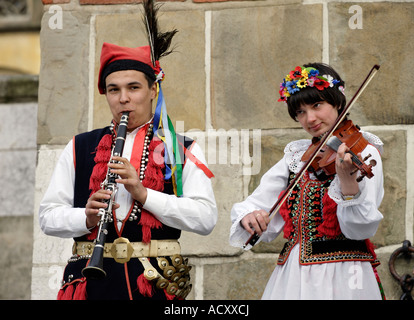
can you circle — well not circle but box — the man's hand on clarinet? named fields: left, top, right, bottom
left=85, top=189, right=119, bottom=229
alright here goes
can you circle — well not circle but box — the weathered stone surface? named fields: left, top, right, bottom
left=203, top=254, right=277, bottom=299
left=0, top=150, right=37, bottom=217
left=371, top=129, right=407, bottom=247
left=37, top=10, right=90, bottom=145
left=0, top=216, right=33, bottom=299
left=0, top=103, right=38, bottom=227
left=329, top=3, right=414, bottom=125
left=0, top=75, right=39, bottom=102
left=211, top=4, right=322, bottom=130
left=0, top=103, right=38, bottom=151
left=181, top=130, right=246, bottom=257
left=93, top=10, right=206, bottom=132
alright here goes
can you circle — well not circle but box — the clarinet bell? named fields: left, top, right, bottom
left=82, top=245, right=107, bottom=280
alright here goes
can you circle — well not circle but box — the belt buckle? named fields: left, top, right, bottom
left=111, top=237, right=134, bottom=263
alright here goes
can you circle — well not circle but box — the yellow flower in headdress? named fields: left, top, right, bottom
left=297, top=77, right=308, bottom=88
left=301, top=68, right=309, bottom=79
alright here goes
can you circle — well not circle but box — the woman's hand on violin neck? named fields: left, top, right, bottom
left=336, top=143, right=360, bottom=196
left=240, top=210, right=270, bottom=236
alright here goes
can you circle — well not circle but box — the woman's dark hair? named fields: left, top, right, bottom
left=286, top=63, right=346, bottom=121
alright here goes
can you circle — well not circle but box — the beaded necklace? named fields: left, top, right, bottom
left=109, top=119, right=154, bottom=223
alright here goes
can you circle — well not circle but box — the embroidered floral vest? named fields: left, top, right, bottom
left=277, top=171, right=378, bottom=266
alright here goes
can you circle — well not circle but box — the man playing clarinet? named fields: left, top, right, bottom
left=38, top=1, right=217, bottom=300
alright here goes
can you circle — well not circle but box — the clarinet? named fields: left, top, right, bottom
left=82, top=111, right=130, bottom=280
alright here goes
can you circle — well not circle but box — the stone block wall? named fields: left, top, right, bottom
left=0, top=75, right=38, bottom=299
left=33, top=0, right=414, bottom=300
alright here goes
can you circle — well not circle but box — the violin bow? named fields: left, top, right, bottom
left=243, top=64, right=380, bottom=248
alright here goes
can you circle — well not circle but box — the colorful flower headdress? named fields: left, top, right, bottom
left=278, top=66, right=344, bottom=103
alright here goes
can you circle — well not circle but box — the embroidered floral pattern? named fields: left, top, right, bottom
left=277, top=171, right=377, bottom=266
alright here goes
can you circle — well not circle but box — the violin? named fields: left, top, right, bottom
left=244, top=64, right=380, bottom=248
left=301, top=119, right=377, bottom=181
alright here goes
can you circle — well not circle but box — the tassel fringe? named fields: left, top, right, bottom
left=365, top=239, right=377, bottom=260
left=57, top=279, right=87, bottom=300
left=164, top=289, right=175, bottom=300
left=86, top=133, right=113, bottom=240
left=317, top=192, right=341, bottom=238
left=60, top=283, right=74, bottom=300
left=139, top=137, right=164, bottom=243
left=278, top=190, right=294, bottom=239
left=73, top=279, right=87, bottom=300
left=89, top=133, right=112, bottom=193
left=137, top=274, right=154, bottom=297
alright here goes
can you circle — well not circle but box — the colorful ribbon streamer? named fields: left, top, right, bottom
left=153, top=82, right=183, bottom=197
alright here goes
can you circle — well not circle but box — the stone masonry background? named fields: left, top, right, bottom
left=1, top=0, right=413, bottom=300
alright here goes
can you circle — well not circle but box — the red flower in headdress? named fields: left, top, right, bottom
left=278, top=95, right=287, bottom=103
left=314, top=79, right=330, bottom=90
left=289, top=66, right=303, bottom=80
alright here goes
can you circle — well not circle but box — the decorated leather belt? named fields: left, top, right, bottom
left=73, top=238, right=181, bottom=263
left=72, top=238, right=191, bottom=299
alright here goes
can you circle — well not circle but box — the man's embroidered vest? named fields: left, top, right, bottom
left=59, top=126, right=194, bottom=300
left=73, top=126, right=182, bottom=243
left=278, top=171, right=379, bottom=266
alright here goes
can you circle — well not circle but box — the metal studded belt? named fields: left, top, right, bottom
left=73, top=238, right=181, bottom=263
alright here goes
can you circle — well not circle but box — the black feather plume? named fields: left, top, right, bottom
left=142, top=0, right=178, bottom=67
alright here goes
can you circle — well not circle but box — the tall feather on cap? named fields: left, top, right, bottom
left=141, top=0, right=183, bottom=197
left=142, top=0, right=178, bottom=67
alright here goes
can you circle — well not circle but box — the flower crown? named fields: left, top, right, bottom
left=278, top=66, right=343, bottom=103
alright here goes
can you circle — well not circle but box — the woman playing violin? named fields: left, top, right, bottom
left=230, top=63, right=385, bottom=299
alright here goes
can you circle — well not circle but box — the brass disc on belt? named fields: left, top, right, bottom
left=156, top=278, right=169, bottom=289
left=157, top=257, right=169, bottom=270
left=163, top=266, right=176, bottom=279
left=166, top=282, right=179, bottom=295
left=171, top=254, right=183, bottom=267
left=177, top=277, right=188, bottom=288
left=171, top=272, right=182, bottom=283
left=177, top=264, right=188, bottom=274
